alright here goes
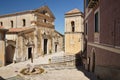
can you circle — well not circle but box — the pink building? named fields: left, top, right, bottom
left=84, top=0, right=120, bottom=80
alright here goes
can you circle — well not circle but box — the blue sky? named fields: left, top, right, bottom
left=0, top=0, right=84, bottom=34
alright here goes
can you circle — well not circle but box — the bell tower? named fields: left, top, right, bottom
left=64, top=8, right=84, bottom=55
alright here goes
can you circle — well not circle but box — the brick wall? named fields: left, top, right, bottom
left=100, top=0, right=120, bottom=46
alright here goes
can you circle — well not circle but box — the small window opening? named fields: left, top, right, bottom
left=23, top=19, right=26, bottom=27
left=71, top=21, right=75, bottom=32
left=0, top=22, right=3, bottom=26
left=11, top=20, right=13, bottom=28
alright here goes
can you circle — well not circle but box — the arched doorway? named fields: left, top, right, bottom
left=5, top=40, right=16, bottom=65
left=6, top=45, right=15, bottom=65
left=89, top=49, right=96, bottom=72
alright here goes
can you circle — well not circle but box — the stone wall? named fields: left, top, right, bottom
left=84, top=0, right=120, bottom=79
left=0, top=13, right=35, bottom=28
left=0, top=30, right=7, bottom=66
left=65, top=10, right=84, bottom=55
left=0, top=41, right=5, bottom=66
left=52, top=31, right=64, bottom=53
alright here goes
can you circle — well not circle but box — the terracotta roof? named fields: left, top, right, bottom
left=0, top=26, right=4, bottom=28
left=8, top=27, right=34, bottom=33
left=65, top=8, right=81, bottom=15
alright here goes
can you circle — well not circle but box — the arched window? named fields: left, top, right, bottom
left=11, top=20, right=13, bottom=28
left=85, top=22, right=88, bottom=35
left=71, top=21, right=75, bottom=32
left=23, top=19, right=26, bottom=26
left=42, top=10, right=47, bottom=15
left=0, top=22, right=3, bottom=26
left=44, top=19, right=47, bottom=23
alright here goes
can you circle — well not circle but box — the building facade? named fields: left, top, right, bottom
left=0, top=6, right=63, bottom=65
left=64, top=9, right=84, bottom=55
left=84, top=0, right=120, bottom=79
left=53, top=30, right=64, bottom=53
left=0, top=26, right=8, bottom=66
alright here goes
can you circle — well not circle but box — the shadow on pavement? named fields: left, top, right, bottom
left=76, top=66, right=99, bottom=80
left=75, top=52, right=99, bottom=80
left=0, top=76, right=5, bottom=80
left=6, top=75, right=25, bottom=80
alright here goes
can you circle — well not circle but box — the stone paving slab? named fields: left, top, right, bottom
left=6, top=75, right=24, bottom=80
left=0, top=52, right=99, bottom=80
left=19, top=68, right=98, bottom=80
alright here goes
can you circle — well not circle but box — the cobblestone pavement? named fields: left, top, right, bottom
left=2, top=67, right=98, bottom=80
left=23, top=69, right=91, bottom=80
left=5, top=64, right=98, bottom=80
left=20, top=65, right=98, bottom=80
left=0, top=51, right=98, bottom=80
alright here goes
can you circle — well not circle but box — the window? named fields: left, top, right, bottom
left=23, top=19, right=26, bottom=26
left=86, top=0, right=89, bottom=7
left=85, top=22, right=88, bottom=35
left=41, top=10, right=47, bottom=15
left=71, top=21, right=75, bottom=32
left=11, top=20, right=13, bottom=28
left=95, top=12, right=99, bottom=32
left=44, top=19, right=47, bottom=23
left=0, top=22, right=3, bottom=26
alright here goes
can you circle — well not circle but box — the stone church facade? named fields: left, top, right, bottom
left=0, top=6, right=63, bottom=65
left=64, top=8, right=84, bottom=55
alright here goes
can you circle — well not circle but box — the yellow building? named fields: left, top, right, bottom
left=64, top=8, right=84, bottom=55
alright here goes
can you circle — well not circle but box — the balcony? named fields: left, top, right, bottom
left=88, top=0, right=99, bottom=8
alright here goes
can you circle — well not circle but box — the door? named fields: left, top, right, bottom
left=92, top=52, right=95, bottom=72
left=28, top=47, right=32, bottom=59
left=55, top=44, right=57, bottom=52
left=44, top=39, right=48, bottom=54
left=6, top=45, right=15, bottom=65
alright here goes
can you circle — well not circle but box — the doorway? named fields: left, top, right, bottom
left=44, top=39, right=48, bottom=54
left=55, top=44, right=57, bottom=52
left=6, top=45, right=15, bottom=65
left=89, top=50, right=95, bottom=72
left=28, top=47, right=32, bottom=59
left=92, top=52, right=95, bottom=72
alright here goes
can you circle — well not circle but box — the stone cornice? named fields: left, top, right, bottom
left=37, top=22, right=54, bottom=29
left=36, top=13, right=54, bottom=22
left=0, top=10, right=34, bottom=18
left=65, top=32, right=84, bottom=34
left=88, top=42, right=120, bottom=54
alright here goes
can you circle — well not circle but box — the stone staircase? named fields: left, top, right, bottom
left=35, top=55, right=76, bottom=70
